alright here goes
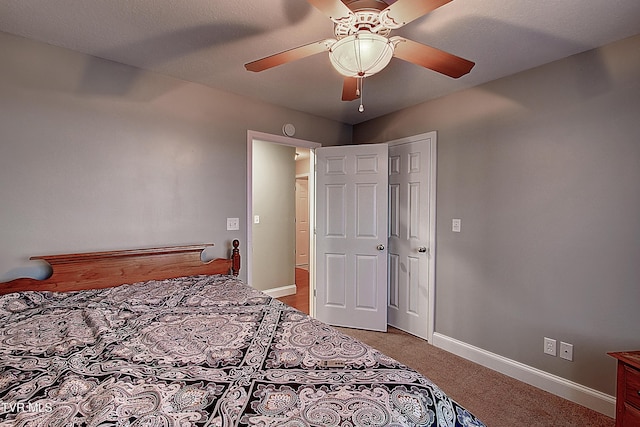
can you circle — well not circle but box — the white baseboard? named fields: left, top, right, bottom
left=262, top=284, right=296, bottom=298
left=431, top=332, right=616, bottom=417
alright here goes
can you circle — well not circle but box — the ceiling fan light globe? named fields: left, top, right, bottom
left=329, top=33, right=394, bottom=78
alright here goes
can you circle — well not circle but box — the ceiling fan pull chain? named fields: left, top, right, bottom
left=359, top=77, right=365, bottom=112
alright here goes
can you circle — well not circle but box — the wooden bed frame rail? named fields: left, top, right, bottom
left=0, top=240, right=240, bottom=295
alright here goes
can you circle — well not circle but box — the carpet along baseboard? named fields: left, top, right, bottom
left=431, top=332, right=616, bottom=418
left=262, top=284, right=296, bottom=298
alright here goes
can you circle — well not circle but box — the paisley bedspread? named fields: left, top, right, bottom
left=0, top=274, right=485, bottom=426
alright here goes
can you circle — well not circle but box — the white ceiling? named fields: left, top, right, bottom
left=1, top=0, right=639, bottom=125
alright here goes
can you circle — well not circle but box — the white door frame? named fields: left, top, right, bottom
left=387, top=131, right=437, bottom=342
left=246, top=130, right=320, bottom=311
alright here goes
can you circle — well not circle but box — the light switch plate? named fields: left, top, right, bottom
left=226, top=218, right=239, bottom=231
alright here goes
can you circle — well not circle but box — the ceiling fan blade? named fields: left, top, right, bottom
left=342, top=77, right=360, bottom=101
left=307, top=0, right=355, bottom=23
left=392, top=37, right=474, bottom=78
left=245, top=39, right=334, bottom=72
left=382, top=0, right=452, bottom=27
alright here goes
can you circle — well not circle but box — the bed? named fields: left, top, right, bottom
left=0, top=240, right=485, bottom=426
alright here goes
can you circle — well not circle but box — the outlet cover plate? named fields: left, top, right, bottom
left=544, top=337, right=557, bottom=356
left=560, top=342, right=573, bottom=361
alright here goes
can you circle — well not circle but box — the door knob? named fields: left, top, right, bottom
left=376, top=244, right=385, bottom=251
left=418, top=246, right=427, bottom=253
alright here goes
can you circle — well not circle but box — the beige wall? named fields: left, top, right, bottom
left=354, top=34, right=640, bottom=395
left=251, top=140, right=296, bottom=291
left=0, top=31, right=350, bottom=283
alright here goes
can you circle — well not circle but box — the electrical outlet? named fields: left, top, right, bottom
left=452, top=218, right=461, bottom=232
left=560, top=342, right=573, bottom=361
left=544, top=337, right=557, bottom=356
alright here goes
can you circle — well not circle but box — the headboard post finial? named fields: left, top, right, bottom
left=231, top=239, right=241, bottom=276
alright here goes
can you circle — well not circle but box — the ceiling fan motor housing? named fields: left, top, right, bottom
left=333, top=8, right=397, bottom=38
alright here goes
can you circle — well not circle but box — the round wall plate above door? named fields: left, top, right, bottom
left=282, top=123, right=296, bottom=137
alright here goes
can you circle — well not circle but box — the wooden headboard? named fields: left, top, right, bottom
left=0, top=240, right=241, bottom=295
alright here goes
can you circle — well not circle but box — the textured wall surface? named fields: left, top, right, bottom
left=0, top=32, right=350, bottom=284
left=354, top=34, right=640, bottom=394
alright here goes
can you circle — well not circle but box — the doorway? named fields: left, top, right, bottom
left=247, top=130, right=437, bottom=340
left=295, top=151, right=310, bottom=268
left=293, top=152, right=310, bottom=314
left=246, top=130, right=320, bottom=314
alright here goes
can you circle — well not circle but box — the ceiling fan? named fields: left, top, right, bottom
left=245, top=0, right=475, bottom=112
